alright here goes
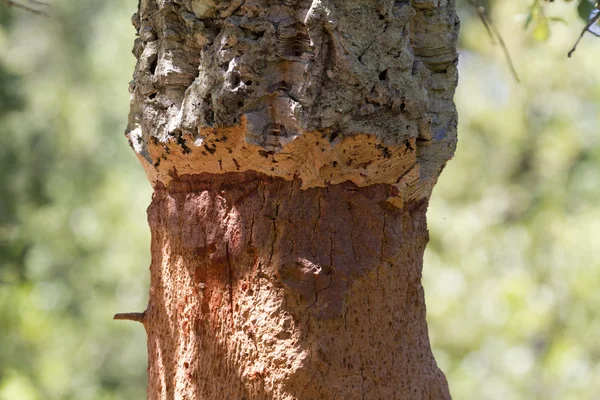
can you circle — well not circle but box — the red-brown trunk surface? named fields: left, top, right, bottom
left=142, top=172, right=450, bottom=399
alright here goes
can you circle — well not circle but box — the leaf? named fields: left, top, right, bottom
left=578, top=0, right=595, bottom=22
left=532, top=15, right=551, bottom=41
left=525, top=10, right=534, bottom=29
left=528, top=2, right=551, bottom=41
left=525, top=0, right=540, bottom=29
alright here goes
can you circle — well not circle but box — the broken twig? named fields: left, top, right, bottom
left=114, top=312, right=146, bottom=324
left=568, top=5, right=600, bottom=57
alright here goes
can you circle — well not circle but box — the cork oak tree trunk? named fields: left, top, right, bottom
left=122, top=0, right=460, bottom=398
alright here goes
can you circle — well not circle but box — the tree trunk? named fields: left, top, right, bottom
left=124, top=0, right=459, bottom=398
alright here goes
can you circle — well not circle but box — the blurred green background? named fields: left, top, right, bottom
left=0, top=1, right=150, bottom=399
left=0, top=1, right=598, bottom=399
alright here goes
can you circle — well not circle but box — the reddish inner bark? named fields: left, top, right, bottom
left=143, top=171, right=449, bottom=399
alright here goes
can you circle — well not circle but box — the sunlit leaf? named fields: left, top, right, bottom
left=530, top=4, right=551, bottom=41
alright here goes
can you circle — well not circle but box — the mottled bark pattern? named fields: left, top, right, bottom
left=125, top=0, right=459, bottom=398
left=127, top=0, right=458, bottom=206
left=146, top=172, right=449, bottom=399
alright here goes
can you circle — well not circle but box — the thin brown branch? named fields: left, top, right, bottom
left=114, top=312, right=146, bottom=323
left=467, top=0, right=520, bottom=83
left=478, top=9, right=497, bottom=45
left=568, top=6, right=600, bottom=57
left=467, top=0, right=497, bottom=44
left=2, top=0, right=48, bottom=16
left=485, top=12, right=520, bottom=83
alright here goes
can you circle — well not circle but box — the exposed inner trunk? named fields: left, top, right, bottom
left=142, top=171, right=450, bottom=399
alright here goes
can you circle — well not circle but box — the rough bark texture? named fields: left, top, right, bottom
left=125, top=0, right=459, bottom=398
left=145, top=172, right=449, bottom=399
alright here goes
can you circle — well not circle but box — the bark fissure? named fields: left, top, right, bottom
left=357, top=23, right=390, bottom=64
left=225, top=241, right=234, bottom=324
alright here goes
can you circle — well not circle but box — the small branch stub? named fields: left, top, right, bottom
left=113, top=312, right=146, bottom=324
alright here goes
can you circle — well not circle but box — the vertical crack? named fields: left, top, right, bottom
left=314, top=195, right=324, bottom=231
left=329, top=232, right=334, bottom=270
left=381, top=214, right=387, bottom=263
left=360, top=354, right=366, bottom=400
left=226, top=241, right=234, bottom=324
left=249, top=214, right=255, bottom=247
left=268, top=203, right=280, bottom=265
left=348, top=205, right=359, bottom=265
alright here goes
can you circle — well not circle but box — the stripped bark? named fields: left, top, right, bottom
left=125, top=0, right=459, bottom=398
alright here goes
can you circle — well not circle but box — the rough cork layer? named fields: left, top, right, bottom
left=126, top=0, right=459, bottom=204
left=143, top=172, right=451, bottom=399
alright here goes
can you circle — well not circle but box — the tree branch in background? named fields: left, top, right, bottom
left=2, top=0, right=48, bottom=16
left=568, top=4, right=600, bottom=57
left=467, top=0, right=521, bottom=83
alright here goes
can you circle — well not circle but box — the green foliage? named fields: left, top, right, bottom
left=0, top=1, right=151, bottom=399
left=0, top=0, right=599, bottom=399
left=525, top=0, right=598, bottom=41
left=577, top=0, right=596, bottom=21
left=526, top=0, right=552, bottom=41
left=429, top=1, right=600, bottom=398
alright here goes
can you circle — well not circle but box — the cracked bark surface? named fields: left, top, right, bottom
left=125, top=0, right=459, bottom=398
left=146, top=172, right=449, bottom=399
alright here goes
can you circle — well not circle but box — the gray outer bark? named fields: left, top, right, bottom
left=125, top=0, right=459, bottom=398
